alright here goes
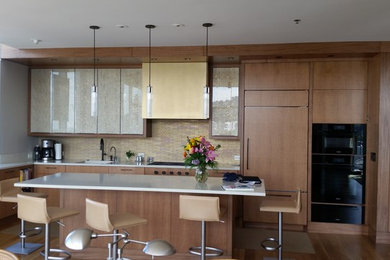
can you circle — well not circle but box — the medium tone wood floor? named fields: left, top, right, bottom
left=1, top=215, right=389, bottom=260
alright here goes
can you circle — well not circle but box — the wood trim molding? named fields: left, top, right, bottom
left=2, top=41, right=385, bottom=61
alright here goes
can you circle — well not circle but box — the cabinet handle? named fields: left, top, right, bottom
left=45, top=167, right=57, bottom=170
left=246, top=138, right=249, bottom=170
left=120, top=168, right=133, bottom=172
left=4, top=170, right=14, bottom=174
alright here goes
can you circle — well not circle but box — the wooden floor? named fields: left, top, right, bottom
left=1, top=215, right=390, bottom=260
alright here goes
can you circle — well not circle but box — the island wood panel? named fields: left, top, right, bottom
left=34, top=165, right=65, bottom=207
left=312, top=89, right=367, bottom=123
left=243, top=62, right=310, bottom=90
left=108, top=166, right=144, bottom=174
left=245, top=90, right=308, bottom=107
left=243, top=106, right=308, bottom=224
left=313, top=60, right=368, bottom=90
left=65, top=165, right=109, bottom=174
left=59, top=189, right=234, bottom=257
left=59, top=189, right=118, bottom=248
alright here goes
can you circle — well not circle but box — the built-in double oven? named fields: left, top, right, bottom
left=311, top=124, right=366, bottom=225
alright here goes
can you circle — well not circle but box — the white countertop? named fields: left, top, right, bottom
left=15, top=172, right=265, bottom=197
left=0, top=162, right=33, bottom=170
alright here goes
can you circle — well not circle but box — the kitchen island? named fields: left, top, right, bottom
left=15, top=172, right=265, bottom=259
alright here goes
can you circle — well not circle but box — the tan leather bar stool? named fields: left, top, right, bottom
left=17, top=194, right=79, bottom=260
left=85, top=198, right=147, bottom=260
left=259, top=190, right=301, bottom=260
left=179, top=195, right=224, bottom=260
left=0, top=177, right=47, bottom=255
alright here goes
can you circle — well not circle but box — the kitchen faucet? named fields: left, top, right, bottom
left=100, top=138, right=106, bottom=161
left=110, top=146, right=118, bottom=163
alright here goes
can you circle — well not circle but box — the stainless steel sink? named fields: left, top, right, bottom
left=80, top=160, right=113, bottom=165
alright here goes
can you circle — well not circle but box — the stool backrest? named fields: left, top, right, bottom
left=0, top=249, right=19, bottom=260
left=295, top=190, right=301, bottom=213
left=85, top=198, right=113, bottom=232
left=179, top=195, right=220, bottom=222
left=17, top=194, right=50, bottom=224
left=0, top=177, right=18, bottom=197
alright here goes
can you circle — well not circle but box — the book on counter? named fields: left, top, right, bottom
left=221, top=182, right=255, bottom=191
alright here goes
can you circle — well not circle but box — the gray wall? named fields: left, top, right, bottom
left=0, top=59, right=37, bottom=163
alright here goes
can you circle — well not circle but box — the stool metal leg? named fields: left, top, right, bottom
left=112, top=229, right=118, bottom=260
left=201, top=220, right=206, bottom=260
left=278, top=212, right=282, bottom=260
left=45, top=223, right=50, bottom=260
left=40, top=223, right=71, bottom=260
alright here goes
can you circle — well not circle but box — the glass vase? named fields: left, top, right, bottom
left=195, top=167, right=208, bottom=183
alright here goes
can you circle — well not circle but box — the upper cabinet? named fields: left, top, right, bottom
left=313, top=60, right=368, bottom=123
left=30, top=68, right=146, bottom=136
left=211, top=67, right=239, bottom=137
left=121, top=69, right=143, bottom=134
left=30, top=69, right=51, bottom=132
left=244, top=62, right=310, bottom=90
left=142, top=62, right=207, bottom=119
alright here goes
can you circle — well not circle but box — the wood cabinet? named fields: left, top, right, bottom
left=33, top=165, right=65, bottom=207
left=142, top=62, right=207, bottom=119
left=108, top=166, right=144, bottom=175
left=313, top=60, right=368, bottom=123
left=0, top=167, right=25, bottom=219
left=242, top=61, right=309, bottom=226
left=211, top=67, right=239, bottom=137
left=244, top=62, right=310, bottom=90
left=65, top=165, right=109, bottom=174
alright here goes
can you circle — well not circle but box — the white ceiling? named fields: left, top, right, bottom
left=1, top=0, right=390, bottom=49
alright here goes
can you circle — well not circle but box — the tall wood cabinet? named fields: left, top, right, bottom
left=242, top=61, right=309, bottom=225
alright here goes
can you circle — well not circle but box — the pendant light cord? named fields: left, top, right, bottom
left=93, top=28, right=96, bottom=86
left=148, top=26, right=151, bottom=87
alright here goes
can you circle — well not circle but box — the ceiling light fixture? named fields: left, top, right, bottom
left=202, top=22, right=213, bottom=119
left=89, top=25, right=100, bottom=117
left=145, top=24, right=155, bottom=118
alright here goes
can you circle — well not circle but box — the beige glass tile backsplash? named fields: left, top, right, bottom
left=52, top=120, right=240, bottom=165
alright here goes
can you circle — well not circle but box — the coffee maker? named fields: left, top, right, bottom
left=41, top=139, right=54, bottom=161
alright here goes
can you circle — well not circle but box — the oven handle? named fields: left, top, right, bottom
left=246, top=138, right=249, bottom=170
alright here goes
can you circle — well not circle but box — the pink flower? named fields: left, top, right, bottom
left=190, top=147, right=195, bottom=154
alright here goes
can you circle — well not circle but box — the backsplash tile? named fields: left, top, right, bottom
left=52, top=120, right=240, bottom=166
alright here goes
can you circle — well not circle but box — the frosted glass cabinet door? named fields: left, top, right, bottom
left=51, top=69, right=75, bottom=133
left=98, top=69, right=121, bottom=134
left=121, top=69, right=143, bottom=134
left=75, top=69, right=97, bottom=133
left=30, top=69, right=51, bottom=133
left=211, top=67, right=239, bottom=137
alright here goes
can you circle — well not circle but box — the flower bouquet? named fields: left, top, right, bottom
left=183, top=136, right=221, bottom=183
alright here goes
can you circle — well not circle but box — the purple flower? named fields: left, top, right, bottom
left=192, top=159, right=200, bottom=165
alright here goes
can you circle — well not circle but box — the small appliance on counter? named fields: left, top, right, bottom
left=41, top=139, right=55, bottom=161
left=33, top=145, right=41, bottom=161
left=54, top=142, right=62, bottom=160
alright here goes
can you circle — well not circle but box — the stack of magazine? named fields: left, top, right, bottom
left=221, top=176, right=261, bottom=191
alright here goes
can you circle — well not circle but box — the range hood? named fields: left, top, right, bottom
left=142, top=62, right=208, bottom=119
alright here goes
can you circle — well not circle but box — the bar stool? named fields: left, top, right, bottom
left=259, top=190, right=301, bottom=260
left=179, top=195, right=224, bottom=260
left=0, top=177, right=47, bottom=255
left=85, top=198, right=147, bottom=260
left=0, top=249, right=19, bottom=260
left=17, top=194, right=79, bottom=260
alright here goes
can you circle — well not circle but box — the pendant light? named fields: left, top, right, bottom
left=90, top=25, right=100, bottom=117
left=203, top=23, right=212, bottom=119
left=145, top=24, right=155, bottom=118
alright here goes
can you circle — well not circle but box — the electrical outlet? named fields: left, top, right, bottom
left=234, top=155, right=240, bottom=161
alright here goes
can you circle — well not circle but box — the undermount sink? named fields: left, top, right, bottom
left=80, top=160, right=113, bottom=165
